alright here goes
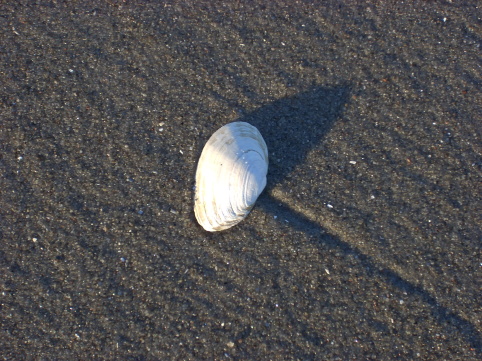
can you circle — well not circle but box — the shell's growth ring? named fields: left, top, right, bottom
left=194, top=122, right=269, bottom=231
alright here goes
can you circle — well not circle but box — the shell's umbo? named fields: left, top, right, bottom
left=194, top=122, right=268, bottom=231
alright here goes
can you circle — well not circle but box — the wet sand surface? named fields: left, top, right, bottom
left=1, top=1, right=481, bottom=360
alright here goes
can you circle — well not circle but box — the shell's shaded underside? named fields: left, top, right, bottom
left=194, top=122, right=269, bottom=231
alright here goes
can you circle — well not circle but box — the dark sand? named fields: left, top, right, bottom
left=1, top=1, right=481, bottom=360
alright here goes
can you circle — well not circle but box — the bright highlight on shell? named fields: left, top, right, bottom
left=194, top=122, right=269, bottom=231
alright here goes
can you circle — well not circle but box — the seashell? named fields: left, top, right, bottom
left=194, top=122, right=268, bottom=231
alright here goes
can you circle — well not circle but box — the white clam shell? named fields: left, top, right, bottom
left=194, top=122, right=268, bottom=231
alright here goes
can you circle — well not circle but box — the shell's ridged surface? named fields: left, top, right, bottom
left=194, top=122, right=268, bottom=231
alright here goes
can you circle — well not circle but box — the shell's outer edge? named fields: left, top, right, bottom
left=194, top=122, right=268, bottom=232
